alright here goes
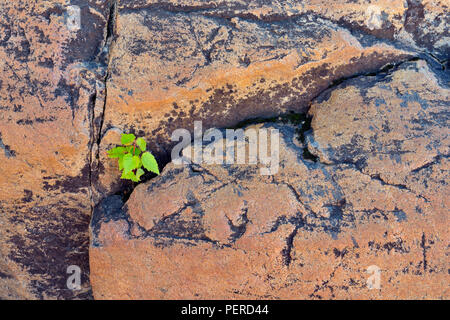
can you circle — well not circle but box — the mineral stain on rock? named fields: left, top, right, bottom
left=0, top=133, right=16, bottom=158
left=1, top=0, right=449, bottom=300
left=90, top=60, right=449, bottom=300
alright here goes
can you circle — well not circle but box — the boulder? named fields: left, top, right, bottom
left=95, top=1, right=419, bottom=195
left=90, top=61, right=449, bottom=299
left=0, top=0, right=115, bottom=299
left=0, top=0, right=448, bottom=300
left=94, top=0, right=450, bottom=197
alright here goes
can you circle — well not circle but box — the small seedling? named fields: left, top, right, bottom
left=107, top=133, right=160, bottom=182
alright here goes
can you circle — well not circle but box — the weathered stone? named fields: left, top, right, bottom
left=118, top=0, right=449, bottom=60
left=1, top=0, right=448, bottom=300
left=90, top=61, right=449, bottom=299
left=94, top=2, right=422, bottom=196
left=0, top=0, right=115, bottom=299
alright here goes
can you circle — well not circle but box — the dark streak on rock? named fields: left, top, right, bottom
left=281, top=227, right=298, bottom=266
left=0, top=133, right=16, bottom=158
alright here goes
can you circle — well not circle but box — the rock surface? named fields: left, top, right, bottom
left=96, top=1, right=416, bottom=195
left=0, top=0, right=448, bottom=300
left=95, top=0, right=450, bottom=197
left=0, top=0, right=115, bottom=299
left=90, top=61, right=449, bottom=299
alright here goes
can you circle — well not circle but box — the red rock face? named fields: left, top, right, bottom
left=90, top=60, right=449, bottom=299
left=95, top=2, right=416, bottom=196
left=0, top=0, right=114, bottom=299
left=1, top=0, right=449, bottom=299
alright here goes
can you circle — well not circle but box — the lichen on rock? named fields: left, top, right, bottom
left=0, top=0, right=448, bottom=300
left=90, top=60, right=449, bottom=300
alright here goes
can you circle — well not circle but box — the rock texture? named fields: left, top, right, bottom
left=95, top=0, right=450, bottom=197
left=0, top=0, right=115, bottom=299
left=0, top=0, right=448, bottom=300
left=90, top=61, right=449, bottom=299
left=96, top=1, right=416, bottom=195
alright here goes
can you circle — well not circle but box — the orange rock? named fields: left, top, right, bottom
left=1, top=0, right=448, bottom=300
left=95, top=4, right=420, bottom=195
left=90, top=61, right=449, bottom=300
left=0, top=1, right=115, bottom=299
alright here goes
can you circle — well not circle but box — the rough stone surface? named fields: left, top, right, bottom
left=96, top=2, right=416, bottom=196
left=0, top=0, right=115, bottom=299
left=117, top=0, right=449, bottom=60
left=0, top=0, right=448, bottom=300
left=90, top=61, right=449, bottom=299
left=94, top=0, right=450, bottom=197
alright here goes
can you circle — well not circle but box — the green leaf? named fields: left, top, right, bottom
left=121, top=171, right=139, bottom=182
left=141, top=152, right=159, bottom=175
left=118, top=156, right=124, bottom=170
left=122, top=153, right=134, bottom=174
left=132, top=155, right=140, bottom=170
left=136, top=137, right=146, bottom=152
left=107, top=146, right=126, bottom=158
left=135, top=168, right=145, bottom=181
left=133, top=148, right=142, bottom=157
left=121, top=133, right=136, bottom=145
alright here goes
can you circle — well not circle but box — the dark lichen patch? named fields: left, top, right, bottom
left=42, top=163, right=91, bottom=194
left=16, top=119, right=33, bottom=125
left=368, top=238, right=410, bottom=255
left=393, top=209, right=407, bottom=222
left=21, top=190, right=33, bottom=203
left=281, top=227, right=299, bottom=266
left=0, top=133, right=16, bottom=158
left=90, top=195, right=129, bottom=247
left=7, top=203, right=93, bottom=300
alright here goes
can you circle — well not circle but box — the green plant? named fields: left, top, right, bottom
left=107, top=133, right=160, bottom=182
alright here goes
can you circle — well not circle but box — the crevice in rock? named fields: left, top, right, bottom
left=87, top=1, right=119, bottom=256
left=410, top=154, right=449, bottom=173
left=87, top=89, right=97, bottom=212
left=87, top=0, right=118, bottom=207
left=310, top=157, right=432, bottom=204
left=231, top=111, right=319, bottom=163
left=428, top=53, right=448, bottom=71
left=366, top=173, right=430, bottom=202
left=307, top=56, right=421, bottom=105
left=95, top=0, right=117, bottom=153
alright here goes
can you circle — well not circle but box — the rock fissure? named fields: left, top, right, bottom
left=88, top=0, right=118, bottom=205
left=96, top=0, right=117, bottom=149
